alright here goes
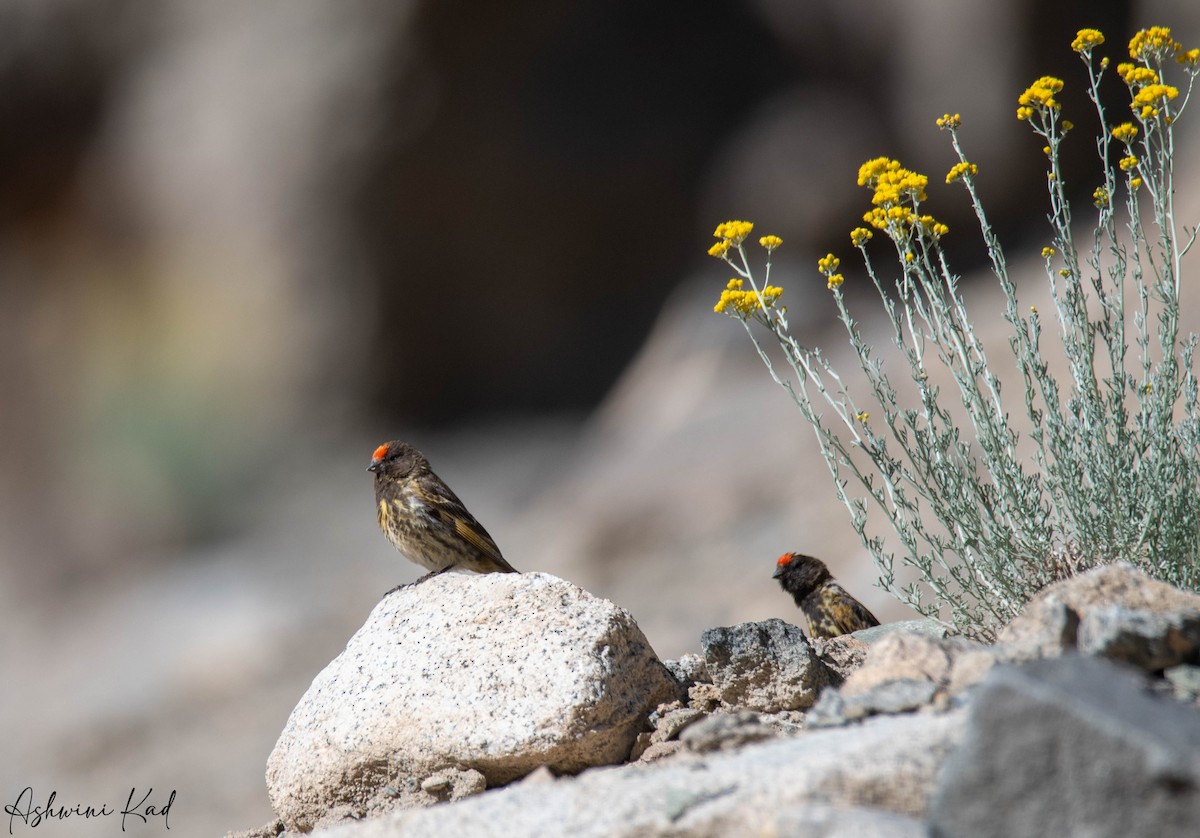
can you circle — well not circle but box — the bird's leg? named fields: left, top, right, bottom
left=383, top=565, right=453, bottom=596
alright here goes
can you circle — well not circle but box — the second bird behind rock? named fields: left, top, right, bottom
left=773, top=552, right=879, bottom=638
left=368, top=440, right=519, bottom=584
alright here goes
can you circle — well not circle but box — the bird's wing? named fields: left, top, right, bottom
left=828, top=584, right=880, bottom=633
left=428, top=491, right=518, bottom=573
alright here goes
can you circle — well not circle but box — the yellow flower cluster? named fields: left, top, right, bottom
left=1131, top=83, right=1179, bottom=119
left=1119, top=155, right=1139, bottom=171
left=712, top=220, right=754, bottom=245
left=1129, top=26, right=1180, bottom=61
left=1041, top=247, right=1056, bottom=258
left=708, top=220, right=772, bottom=258
left=935, top=113, right=962, bottom=130
left=1071, top=29, right=1105, bottom=53
left=1180, top=48, right=1200, bottom=67
left=817, top=253, right=844, bottom=290
left=946, top=161, right=978, bottom=184
left=1093, top=187, right=1110, bottom=207
left=1017, top=76, right=1064, bottom=120
left=850, top=227, right=873, bottom=248
left=919, top=215, right=950, bottom=238
left=855, top=158, right=947, bottom=242
left=1112, top=122, right=1139, bottom=143
left=858, top=157, right=929, bottom=206
left=1131, top=177, right=1143, bottom=190
left=713, top=278, right=783, bottom=317
left=1116, top=63, right=1160, bottom=86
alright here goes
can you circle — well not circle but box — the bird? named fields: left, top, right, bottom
left=772, top=552, right=879, bottom=638
left=367, top=440, right=518, bottom=587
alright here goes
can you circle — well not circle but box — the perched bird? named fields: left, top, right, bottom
left=368, top=440, right=518, bottom=585
left=773, top=552, right=879, bottom=638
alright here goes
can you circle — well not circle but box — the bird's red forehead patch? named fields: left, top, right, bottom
left=776, top=552, right=796, bottom=567
left=371, top=443, right=390, bottom=461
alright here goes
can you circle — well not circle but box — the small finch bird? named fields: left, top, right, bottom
left=773, top=552, right=879, bottom=638
left=368, top=440, right=518, bottom=585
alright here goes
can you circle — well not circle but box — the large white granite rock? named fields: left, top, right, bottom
left=266, top=572, right=677, bottom=830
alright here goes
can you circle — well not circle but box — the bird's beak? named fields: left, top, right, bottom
left=772, top=566, right=784, bottom=579
left=367, top=460, right=382, bottom=473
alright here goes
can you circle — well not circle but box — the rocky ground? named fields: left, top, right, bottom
left=229, top=562, right=1200, bottom=837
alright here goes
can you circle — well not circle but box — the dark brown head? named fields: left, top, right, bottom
left=366, top=440, right=429, bottom=484
left=772, top=552, right=832, bottom=598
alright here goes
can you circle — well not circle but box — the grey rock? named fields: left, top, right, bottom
left=700, top=619, right=835, bottom=712
left=648, top=703, right=707, bottom=744
left=266, top=572, right=677, bottom=831
left=998, top=562, right=1200, bottom=658
left=929, top=655, right=1200, bottom=838
left=1077, top=605, right=1200, bottom=671
left=311, top=711, right=965, bottom=838
left=852, top=619, right=951, bottom=645
left=635, top=740, right=686, bottom=763
left=677, top=710, right=785, bottom=752
left=807, top=679, right=939, bottom=729
left=841, top=631, right=994, bottom=698
left=1166, top=664, right=1200, bottom=702
left=862, top=678, right=940, bottom=715
left=805, top=688, right=855, bottom=728
left=419, top=768, right=486, bottom=800
left=662, top=652, right=709, bottom=688
left=812, top=634, right=869, bottom=682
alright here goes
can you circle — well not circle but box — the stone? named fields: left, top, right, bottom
left=635, top=740, right=685, bottom=763
left=1076, top=605, right=1200, bottom=671
left=700, top=619, right=835, bottom=712
left=517, top=766, right=556, bottom=786
left=859, top=678, right=940, bottom=715
left=806, top=679, right=939, bottom=729
left=929, top=655, right=1200, bottom=838
left=648, top=703, right=707, bottom=744
left=1165, top=664, right=1200, bottom=702
left=852, top=619, right=950, bottom=645
left=998, top=562, right=1200, bottom=658
left=309, top=711, right=965, bottom=838
left=840, top=631, right=993, bottom=698
left=812, top=634, right=869, bottom=681
left=677, top=710, right=789, bottom=752
left=663, top=652, right=709, bottom=688
left=266, top=572, right=677, bottom=831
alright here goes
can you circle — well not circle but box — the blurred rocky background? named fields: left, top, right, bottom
left=2, top=0, right=1198, bottom=834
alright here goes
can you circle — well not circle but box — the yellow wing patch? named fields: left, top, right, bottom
left=455, top=518, right=501, bottom=559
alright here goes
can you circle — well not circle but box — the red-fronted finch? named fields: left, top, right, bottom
left=773, top=552, right=879, bottom=638
left=367, top=440, right=519, bottom=584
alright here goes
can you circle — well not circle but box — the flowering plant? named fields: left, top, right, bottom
left=711, top=27, right=1200, bottom=638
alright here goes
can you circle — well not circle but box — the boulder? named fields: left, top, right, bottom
left=309, top=711, right=965, bottom=837
left=1076, top=605, right=1200, bottom=671
left=699, top=619, right=834, bottom=712
left=840, top=631, right=996, bottom=698
left=998, top=562, right=1200, bottom=658
left=929, top=655, right=1200, bottom=838
left=266, top=572, right=677, bottom=831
